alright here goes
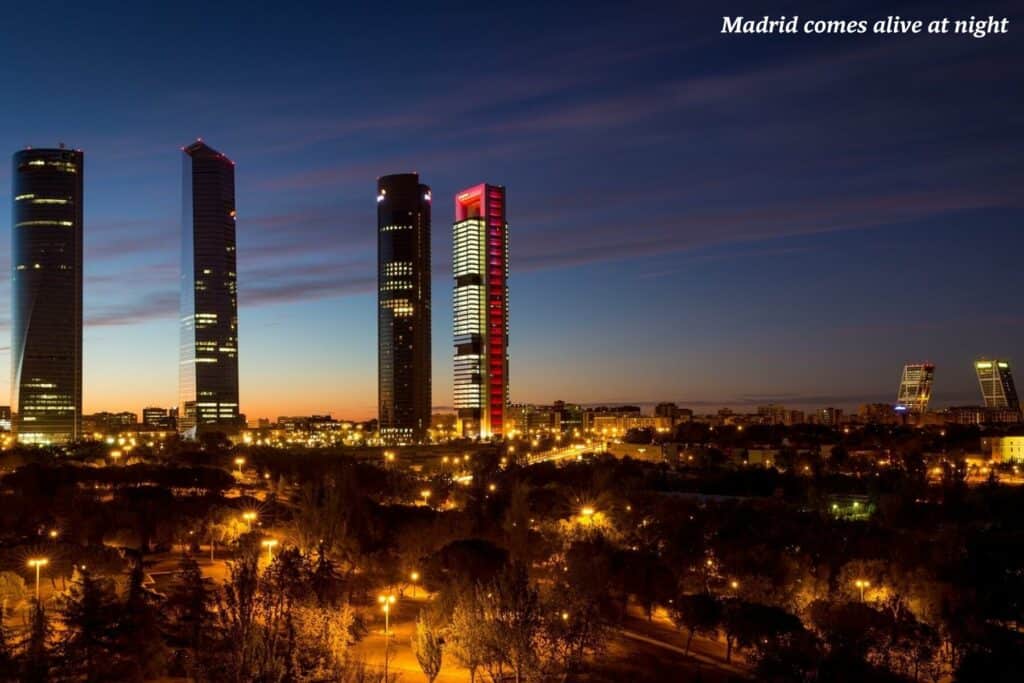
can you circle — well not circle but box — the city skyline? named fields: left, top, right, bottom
left=0, top=2, right=1020, bottom=421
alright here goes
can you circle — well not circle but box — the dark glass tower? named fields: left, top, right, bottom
left=179, top=141, right=240, bottom=436
left=11, top=147, right=83, bottom=444
left=377, top=173, right=431, bottom=444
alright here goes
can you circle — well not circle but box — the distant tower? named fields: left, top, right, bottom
left=11, top=147, right=83, bottom=444
left=453, top=184, right=509, bottom=439
left=377, top=173, right=432, bottom=444
left=178, top=141, right=240, bottom=437
left=896, top=363, right=935, bottom=415
left=975, top=359, right=1019, bottom=410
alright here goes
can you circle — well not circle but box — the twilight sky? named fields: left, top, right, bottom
left=0, top=1, right=1021, bottom=420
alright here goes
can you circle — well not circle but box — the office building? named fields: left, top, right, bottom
left=453, top=183, right=509, bottom=438
left=11, top=146, right=83, bottom=443
left=179, top=141, right=240, bottom=436
left=975, top=359, right=1019, bottom=411
left=377, top=173, right=432, bottom=444
left=895, top=363, right=935, bottom=414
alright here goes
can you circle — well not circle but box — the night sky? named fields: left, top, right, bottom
left=0, top=1, right=1020, bottom=421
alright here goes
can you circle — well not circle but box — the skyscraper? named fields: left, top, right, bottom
left=453, top=183, right=509, bottom=439
left=975, top=359, right=1019, bottom=411
left=11, top=146, right=83, bottom=444
left=895, top=363, right=935, bottom=415
left=179, top=141, right=240, bottom=436
left=377, top=173, right=431, bottom=444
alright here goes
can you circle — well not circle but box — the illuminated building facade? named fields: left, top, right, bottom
left=179, top=141, right=240, bottom=436
left=453, top=184, right=508, bottom=438
left=896, top=362, right=935, bottom=414
left=11, top=147, right=83, bottom=443
left=975, top=358, right=1019, bottom=411
left=377, top=173, right=431, bottom=444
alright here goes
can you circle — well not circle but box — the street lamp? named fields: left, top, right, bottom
left=420, top=489, right=431, bottom=506
left=242, top=511, right=257, bottom=533
left=410, top=571, right=420, bottom=598
left=109, top=450, right=122, bottom=464
left=234, top=457, right=246, bottom=476
left=27, top=558, right=48, bottom=600
left=48, top=529, right=59, bottom=540
left=261, top=538, right=278, bottom=563
left=378, top=593, right=397, bottom=634
left=854, top=579, right=871, bottom=602
left=379, top=593, right=397, bottom=680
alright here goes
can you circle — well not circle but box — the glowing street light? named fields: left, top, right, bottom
left=854, top=579, right=871, bottom=602
left=109, top=450, right=122, bottom=463
left=242, top=511, right=257, bottom=532
left=410, top=571, right=420, bottom=598
left=378, top=593, right=397, bottom=634
left=261, top=538, right=278, bottom=563
left=420, top=489, right=432, bottom=506
left=27, top=558, right=49, bottom=600
left=234, top=457, right=246, bottom=476
left=379, top=593, right=397, bottom=681
left=48, top=529, right=59, bottom=540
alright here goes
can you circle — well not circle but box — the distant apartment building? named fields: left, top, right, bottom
left=981, top=436, right=1024, bottom=463
left=0, top=406, right=10, bottom=431
left=813, top=407, right=843, bottom=427
left=945, top=405, right=1021, bottom=425
left=83, top=411, right=138, bottom=434
left=757, top=404, right=788, bottom=425
left=654, top=402, right=681, bottom=424
left=896, top=363, right=935, bottom=414
left=142, top=406, right=173, bottom=428
left=858, top=403, right=898, bottom=425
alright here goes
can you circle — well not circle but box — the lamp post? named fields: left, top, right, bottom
left=262, top=538, right=278, bottom=563
left=420, top=489, right=431, bottom=507
left=855, top=579, right=870, bottom=602
left=378, top=593, right=396, bottom=680
left=410, top=571, right=420, bottom=598
left=234, top=457, right=246, bottom=476
left=242, top=511, right=257, bottom=533
left=27, top=558, right=48, bottom=600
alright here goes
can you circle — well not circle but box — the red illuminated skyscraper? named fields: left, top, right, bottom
left=453, top=184, right=508, bottom=438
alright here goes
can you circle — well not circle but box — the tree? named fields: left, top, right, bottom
left=483, top=564, right=543, bottom=683
left=448, top=590, right=487, bottom=683
left=670, top=593, right=722, bottom=655
left=20, top=600, right=51, bottom=683
left=0, top=606, right=13, bottom=682
left=117, top=561, right=168, bottom=681
left=0, top=573, right=27, bottom=617
left=164, top=556, right=214, bottom=678
left=57, top=568, right=122, bottom=681
left=411, top=609, right=444, bottom=683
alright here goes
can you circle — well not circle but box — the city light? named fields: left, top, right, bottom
left=261, top=538, right=278, bottom=562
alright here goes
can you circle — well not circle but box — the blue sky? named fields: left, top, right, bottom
left=0, top=1, right=1020, bottom=420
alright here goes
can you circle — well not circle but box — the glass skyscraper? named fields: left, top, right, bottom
left=975, top=359, right=1019, bottom=411
left=11, top=146, right=83, bottom=444
left=377, top=173, right=432, bottom=444
left=895, top=362, right=934, bottom=415
left=452, top=183, right=508, bottom=439
left=179, top=141, right=240, bottom=436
